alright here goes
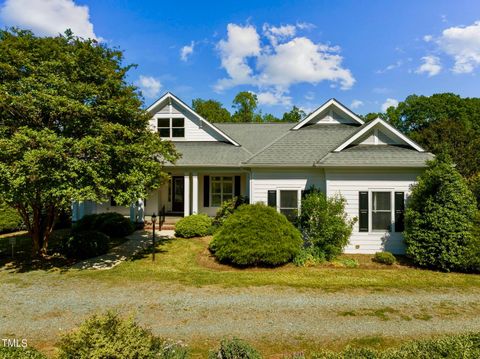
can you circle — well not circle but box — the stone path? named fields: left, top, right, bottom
left=71, top=229, right=175, bottom=270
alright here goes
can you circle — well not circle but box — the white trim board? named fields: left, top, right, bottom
left=333, top=118, right=425, bottom=152
left=292, top=98, right=364, bottom=130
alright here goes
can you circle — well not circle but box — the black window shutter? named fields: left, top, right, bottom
left=359, top=192, right=369, bottom=232
left=234, top=176, right=241, bottom=197
left=395, top=192, right=405, bottom=232
left=203, top=176, right=210, bottom=207
left=267, top=190, right=277, bottom=207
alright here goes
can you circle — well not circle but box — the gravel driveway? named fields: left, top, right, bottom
left=2, top=277, right=480, bottom=355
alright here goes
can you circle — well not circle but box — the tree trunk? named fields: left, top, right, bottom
left=41, top=205, right=57, bottom=255
left=30, top=206, right=43, bottom=257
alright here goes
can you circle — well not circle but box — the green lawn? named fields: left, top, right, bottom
left=78, top=236, right=480, bottom=291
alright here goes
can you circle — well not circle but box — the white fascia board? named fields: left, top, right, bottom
left=146, top=92, right=240, bottom=147
left=292, top=98, right=364, bottom=130
left=333, top=118, right=425, bottom=152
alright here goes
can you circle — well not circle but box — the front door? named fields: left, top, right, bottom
left=172, top=176, right=184, bottom=212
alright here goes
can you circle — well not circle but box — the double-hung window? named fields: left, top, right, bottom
left=279, top=190, right=299, bottom=220
left=371, top=192, right=391, bottom=231
left=267, top=189, right=300, bottom=221
left=211, top=176, right=234, bottom=207
left=359, top=191, right=405, bottom=232
left=157, top=117, right=185, bottom=138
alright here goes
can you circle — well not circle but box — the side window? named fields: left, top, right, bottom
left=279, top=190, right=298, bottom=221
left=372, top=191, right=392, bottom=232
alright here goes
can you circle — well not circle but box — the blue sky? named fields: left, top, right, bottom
left=1, top=0, right=480, bottom=116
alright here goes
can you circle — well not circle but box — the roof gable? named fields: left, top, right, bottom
left=292, top=98, right=364, bottom=130
left=334, top=118, right=425, bottom=152
left=146, top=92, right=240, bottom=146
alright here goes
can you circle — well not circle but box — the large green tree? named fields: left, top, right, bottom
left=231, top=91, right=259, bottom=123
left=282, top=106, right=306, bottom=122
left=191, top=98, right=231, bottom=123
left=0, top=29, right=178, bottom=255
left=370, top=93, right=480, bottom=204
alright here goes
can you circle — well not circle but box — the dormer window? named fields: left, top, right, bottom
left=158, top=117, right=185, bottom=138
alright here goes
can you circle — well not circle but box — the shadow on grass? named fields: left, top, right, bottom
left=129, top=235, right=173, bottom=261
left=0, top=230, right=73, bottom=273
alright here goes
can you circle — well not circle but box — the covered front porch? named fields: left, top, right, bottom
left=144, top=171, right=250, bottom=218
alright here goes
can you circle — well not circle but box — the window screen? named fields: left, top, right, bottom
left=279, top=190, right=298, bottom=220
left=372, top=192, right=391, bottom=231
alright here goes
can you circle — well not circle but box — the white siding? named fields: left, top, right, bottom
left=314, top=108, right=358, bottom=125
left=325, top=168, right=422, bottom=254
left=148, top=102, right=225, bottom=142
left=251, top=169, right=325, bottom=204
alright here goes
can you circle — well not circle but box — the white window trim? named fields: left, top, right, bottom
left=210, top=176, right=234, bottom=207
left=276, top=188, right=302, bottom=217
left=157, top=116, right=185, bottom=139
left=368, top=189, right=395, bottom=233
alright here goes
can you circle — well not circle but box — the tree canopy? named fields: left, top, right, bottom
left=0, top=29, right=178, bottom=254
left=191, top=98, right=231, bottom=123
left=232, top=91, right=260, bottom=123
left=365, top=93, right=480, bottom=205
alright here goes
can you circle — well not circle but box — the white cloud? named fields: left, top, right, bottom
left=180, top=41, right=195, bottom=61
left=423, top=35, right=433, bottom=42
left=376, top=60, right=403, bottom=74
left=304, top=91, right=315, bottom=101
left=381, top=98, right=399, bottom=112
left=296, top=22, right=316, bottom=30
left=215, top=23, right=261, bottom=91
left=0, top=0, right=100, bottom=40
left=215, top=23, right=354, bottom=103
left=415, top=55, right=442, bottom=76
left=262, top=23, right=296, bottom=45
left=256, top=91, right=292, bottom=106
left=437, top=20, right=480, bottom=73
left=350, top=99, right=364, bottom=109
left=136, top=76, right=162, bottom=99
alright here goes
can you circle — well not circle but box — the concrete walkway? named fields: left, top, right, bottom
left=71, top=229, right=175, bottom=270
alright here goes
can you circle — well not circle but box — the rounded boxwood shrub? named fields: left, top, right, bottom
left=404, top=156, right=478, bottom=272
left=175, top=214, right=213, bottom=238
left=208, top=338, right=261, bottom=359
left=209, top=204, right=302, bottom=267
left=212, top=196, right=249, bottom=228
left=74, top=213, right=134, bottom=238
left=373, top=251, right=396, bottom=265
left=58, top=311, right=188, bottom=359
left=63, top=230, right=110, bottom=259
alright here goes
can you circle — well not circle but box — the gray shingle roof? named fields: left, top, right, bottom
left=244, top=124, right=359, bottom=165
left=167, top=141, right=250, bottom=167
left=214, top=123, right=292, bottom=154
left=318, top=145, right=434, bottom=167
left=165, top=123, right=432, bottom=168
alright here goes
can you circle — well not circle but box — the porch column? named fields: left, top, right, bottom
left=192, top=172, right=198, bottom=214
left=137, top=199, right=145, bottom=223
left=184, top=173, right=190, bottom=217
left=129, top=199, right=145, bottom=223
left=72, top=202, right=79, bottom=222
